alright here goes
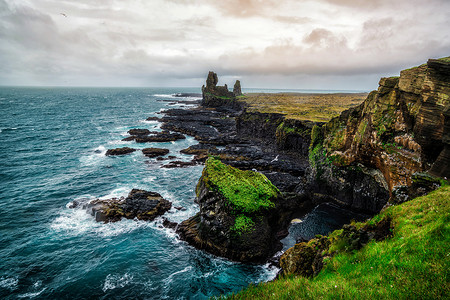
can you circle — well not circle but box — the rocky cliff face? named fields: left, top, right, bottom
left=310, top=57, right=449, bottom=207
left=201, top=71, right=242, bottom=108
left=236, top=111, right=315, bottom=156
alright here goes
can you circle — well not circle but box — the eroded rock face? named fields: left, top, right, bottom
left=201, top=71, right=241, bottom=108
left=86, top=189, right=171, bottom=222
left=310, top=57, right=449, bottom=206
left=177, top=158, right=286, bottom=263
left=105, top=147, right=137, bottom=156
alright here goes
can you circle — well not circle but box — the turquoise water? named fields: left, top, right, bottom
left=0, top=87, right=278, bottom=299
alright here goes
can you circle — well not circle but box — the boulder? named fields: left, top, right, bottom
left=135, top=131, right=186, bottom=143
left=142, top=147, right=170, bottom=158
left=105, top=147, right=137, bottom=156
left=128, top=129, right=152, bottom=136
left=86, top=189, right=171, bottom=222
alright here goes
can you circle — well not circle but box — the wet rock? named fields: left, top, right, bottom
left=105, top=147, right=137, bottom=156
left=142, top=148, right=170, bottom=158
left=161, top=160, right=198, bottom=168
left=135, top=131, right=186, bottom=143
left=128, top=129, right=152, bottom=136
left=146, top=116, right=163, bottom=121
left=162, top=218, right=178, bottom=229
left=86, top=189, right=171, bottom=223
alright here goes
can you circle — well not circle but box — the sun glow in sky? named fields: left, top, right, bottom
left=1, top=0, right=449, bottom=90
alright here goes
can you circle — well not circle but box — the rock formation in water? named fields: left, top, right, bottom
left=85, top=189, right=172, bottom=222
left=201, top=71, right=242, bottom=107
left=105, top=147, right=137, bottom=156
left=177, top=157, right=303, bottom=263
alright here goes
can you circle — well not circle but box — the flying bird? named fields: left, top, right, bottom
left=60, top=13, right=67, bottom=17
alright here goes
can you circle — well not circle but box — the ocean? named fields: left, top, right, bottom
left=0, top=87, right=367, bottom=299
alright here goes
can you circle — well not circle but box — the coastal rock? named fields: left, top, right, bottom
left=177, top=157, right=284, bottom=263
left=308, top=57, right=450, bottom=209
left=201, top=71, right=241, bottom=108
left=161, top=160, right=198, bottom=168
left=128, top=129, right=152, bottom=136
left=142, top=147, right=170, bottom=158
left=86, top=189, right=171, bottom=223
left=135, top=131, right=186, bottom=143
left=105, top=147, right=137, bottom=156
left=146, top=116, right=163, bottom=122
left=233, top=80, right=242, bottom=97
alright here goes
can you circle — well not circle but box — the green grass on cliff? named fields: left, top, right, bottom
left=201, top=157, right=279, bottom=214
left=225, top=185, right=450, bottom=299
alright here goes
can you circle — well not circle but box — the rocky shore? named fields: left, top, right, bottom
left=168, top=59, right=449, bottom=267
left=97, top=57, right=448, bottom=277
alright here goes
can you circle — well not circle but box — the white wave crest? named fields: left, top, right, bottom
left=17, top=288, right=47, bottom=298
left=79, top=145, right=107, bottom=166
left=50, top=206, right=151, bottom=238
left=0, top=276, right=18, bottom=290
left=102, top=273, right=133, bottom=292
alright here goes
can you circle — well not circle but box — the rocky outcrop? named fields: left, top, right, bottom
left=135, top=131, right=186, bottom=143
left=85, top=189, right=171, bottom=222
left=142, top=148, right=169, bottom=158
left=177, top=157, right=302, bottom=263
left=309, top=57, right=449, bottom=208
left=236, top=112, right=316, bottom=157
left=128, top=129, right=152, bottom=136
left=105, top=147, right=137, bottom=156
left=201, top=71, right=242, bottom=108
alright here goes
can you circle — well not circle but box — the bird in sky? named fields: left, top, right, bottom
left=60, top=13, right=67, bottom=17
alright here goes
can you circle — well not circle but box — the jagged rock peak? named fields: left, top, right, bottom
left=206, top=71, right=218, bottom=89
left=233, top=80, right=242, bottom=96
left=201, top=71, right=241, bottom=108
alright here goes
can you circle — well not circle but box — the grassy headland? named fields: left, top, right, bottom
left=238, top=93, right=367, bottom=122
left=226, top=185, right=450, bottom=299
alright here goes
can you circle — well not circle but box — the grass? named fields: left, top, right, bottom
left=200, top=157, right=279, bottom=214
left=224, top=185, right=450, bottom=299
left=238, top=93, right=367, bottom=122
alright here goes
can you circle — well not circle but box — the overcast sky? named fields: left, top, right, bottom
left=1, top=0, right=449, bottom=90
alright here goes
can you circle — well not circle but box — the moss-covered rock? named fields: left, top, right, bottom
left=279, top=216, right=393, bottom=277
left=177, top=158, right=286, bottom=263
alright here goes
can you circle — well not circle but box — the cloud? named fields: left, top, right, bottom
left=0, top=0, right=449, bottom=89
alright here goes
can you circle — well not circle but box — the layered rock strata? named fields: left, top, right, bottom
left=308, top=57, right=450, bottom=208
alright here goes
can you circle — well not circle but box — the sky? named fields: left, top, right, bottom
left=0, top=0, right=449, bottom=90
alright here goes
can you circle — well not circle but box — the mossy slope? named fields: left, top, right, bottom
left=226, top=185, right=450, bottom=299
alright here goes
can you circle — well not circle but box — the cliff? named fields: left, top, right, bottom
left=309, top=57, right=450, bottom=208
left=229, top=185, right=450, bottom=299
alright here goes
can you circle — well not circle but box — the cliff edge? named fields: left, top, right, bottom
left=308, top=57, right=450, bottom=208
